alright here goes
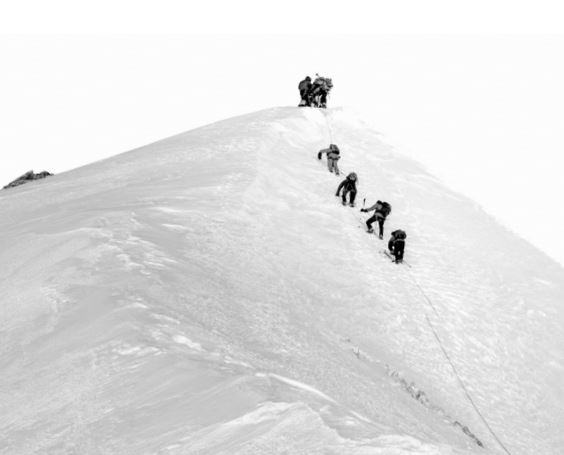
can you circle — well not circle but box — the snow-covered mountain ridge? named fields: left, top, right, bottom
left=1, top=107, right=563, bottom=454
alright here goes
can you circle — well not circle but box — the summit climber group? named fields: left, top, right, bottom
left=298, top=75, right=333, bottom=108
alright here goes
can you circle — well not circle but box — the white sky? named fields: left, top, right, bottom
left=1, top=1, right=563, bottom=265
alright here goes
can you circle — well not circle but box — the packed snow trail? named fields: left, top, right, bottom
left=1, top=107, right=563, bottom=454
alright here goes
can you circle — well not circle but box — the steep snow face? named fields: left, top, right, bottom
left=1, top=107, right=563, bottom=455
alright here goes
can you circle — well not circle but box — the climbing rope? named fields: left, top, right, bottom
left=321, top=109, right=334, bottom=145
left=319, top=109, right=358, bottom=179
left=406, top=270, right=512, bottom=455
left=314, top=106, right=512, bottom=454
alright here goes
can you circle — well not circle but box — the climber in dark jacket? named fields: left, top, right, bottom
left=336, top=172, right=358, bottom=207
left=361, top=200, right=391, bottom=239
left=388, top=229, right=407, bottom=262
left=298, top=76, right=312, bottom=106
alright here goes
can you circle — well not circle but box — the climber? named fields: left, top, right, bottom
left=361, top=200, right=391, bottom=239
left=336, top=172, right=358, bottom=207
left=310, top=75, right=333, bottom=108
left=298, top=76, right=312, bottom=107
left=388, top=229, right=407, bottom=263
left=317, top=144, right=341, bottom=175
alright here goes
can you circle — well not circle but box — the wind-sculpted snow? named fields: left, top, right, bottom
left=1, top=107, right=563, bottom=454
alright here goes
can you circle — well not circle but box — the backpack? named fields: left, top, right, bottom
left=299, top=79, right=310, bottom=91
left=314, top=76, right=333, bottom=92
left=328, top=144, right=340, bottom=158
left=379, top=201, right=391, bottom=217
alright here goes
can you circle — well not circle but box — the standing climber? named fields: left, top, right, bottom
left=361, top=200, right=391, bottom=238
left=336, top=172, right=358, bottom=207
left=298, top=76, right=312, bottom=107
left=317, top=144, right=341, bottom=175
left=388, top=229, right=407, bottom=263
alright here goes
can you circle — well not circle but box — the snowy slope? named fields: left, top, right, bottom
left=1, top=107, right=563, bottom=455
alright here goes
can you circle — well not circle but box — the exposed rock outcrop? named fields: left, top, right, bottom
left=3, top=170, right=53, bottom=189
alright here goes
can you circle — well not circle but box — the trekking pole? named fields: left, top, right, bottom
left=358, top=198, right=367, bottom=229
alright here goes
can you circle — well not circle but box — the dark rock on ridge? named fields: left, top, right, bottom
left=3, top=170, right=53, bottom=189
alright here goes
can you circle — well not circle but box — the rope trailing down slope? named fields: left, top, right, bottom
left=318, top=107, right=512, bottom=455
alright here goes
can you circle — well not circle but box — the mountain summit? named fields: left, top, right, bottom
left=1, top=107, right=563, bottom=454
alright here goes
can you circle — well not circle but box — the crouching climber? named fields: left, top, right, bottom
left=317, top=144, right=340, bottom=175
left=310, top=75, right=333, bottom=108
left=336, top=172, right=358, bottom=207
left=388, top=229, right=407, bottom=263
left=361, top=200, right=391, bottom=239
